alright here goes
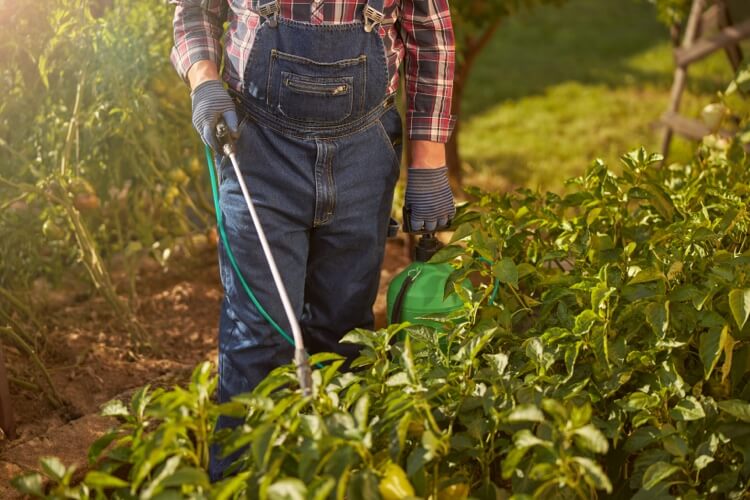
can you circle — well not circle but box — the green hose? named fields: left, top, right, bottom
left=204, top=145, right=296, bottom=347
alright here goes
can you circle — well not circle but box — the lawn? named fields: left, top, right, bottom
left=459, top=0, right=750, bottom=192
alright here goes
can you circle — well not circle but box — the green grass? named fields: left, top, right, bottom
left=459, top=0, right=750, bottom=192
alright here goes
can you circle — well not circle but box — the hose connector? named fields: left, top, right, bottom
left=216, top=121, right=236, bottom=157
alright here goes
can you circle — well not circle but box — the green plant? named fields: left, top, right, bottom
left=647, top=0, right=691, bottom=27
left=15, top=130, right=750, bottom=497
left=0, top=0, right=207, bottom=357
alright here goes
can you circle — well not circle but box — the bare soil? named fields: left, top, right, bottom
left=0, top=238, right=411, bottom=497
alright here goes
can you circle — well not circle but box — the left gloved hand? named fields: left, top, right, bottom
left=404, top=166, right=456, bottom=232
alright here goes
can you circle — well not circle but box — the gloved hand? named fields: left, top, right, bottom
left=404, top=166, right=456, bottom=232
left=191, top=79, right=239, bottom=152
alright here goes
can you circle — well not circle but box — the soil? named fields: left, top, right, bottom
left=0, top=238, right=412, bottom=497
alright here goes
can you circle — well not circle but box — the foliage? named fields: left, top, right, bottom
left=15, top=66, right=750, bottom=496
left=0, top=0, right=207, bottom=352
left=647, top=0, right=691, bottom=27
left=449, top=0, right=567, bottom=66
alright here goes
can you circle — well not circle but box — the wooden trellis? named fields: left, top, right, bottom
left=661, top=0, right=750, bottom=157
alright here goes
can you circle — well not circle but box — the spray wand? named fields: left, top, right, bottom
left=215, top=122, right=313, bottom=397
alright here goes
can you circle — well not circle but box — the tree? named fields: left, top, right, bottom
left=447, top=0, right=566, bottom=188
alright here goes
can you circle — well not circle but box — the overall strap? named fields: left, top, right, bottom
left=363, top=0, right=386, bottom=32
left=251, top=0, right=386, bottom=32
left=253, top=0, right=280, bottom=27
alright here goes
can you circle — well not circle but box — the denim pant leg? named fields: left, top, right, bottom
left=301, top=108, right=402, bottom=358
left=209, top=118, right=316, bottom=481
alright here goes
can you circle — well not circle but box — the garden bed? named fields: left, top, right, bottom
left=0, top=240, right=411, bottom=497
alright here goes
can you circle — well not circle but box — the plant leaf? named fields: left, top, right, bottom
left=642, top=462, right=681, bottom=490
left=268, top=478, right=307, bottom=500
left=669, top=396, right=705, bottom=421
left=84, top=471, right=129, bottom=489
left=507, top=405, right=545, bottom=423
left=645, top=301, right=669, bottom=337
left=699, top=325, right=729, bottom=380
left=718, top=399, right=750, bottom=422
left=573, top=457, right=613, bottom=493
left=729, top=289, right=750, bottom=330
left=11, top=473, right=45, bottom=496
left=40, top=456, right=67, bottom=482
left=493, top=257, right=518, bottom=288
left=573, top=424, right=609, bottom=454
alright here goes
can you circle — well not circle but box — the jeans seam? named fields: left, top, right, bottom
left=313, top=140, right=326, bottom=227
left=326, top=146, right=336, bottom=222
left=272, top=49, right=367, bottom=68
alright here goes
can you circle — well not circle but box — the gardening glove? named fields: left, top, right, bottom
left=191, top=79, right=239, bottom=152
left=404, top=166, right=456, bottom=233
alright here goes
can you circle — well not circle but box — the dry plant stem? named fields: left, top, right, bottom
left=0, top=311, right=36, bottom=349
left=0, top=175, right=151, bottom=351
left=58, top=190, right=150, bottom=350
left=0, top=287, right=45, bottom=335
left=8, top=376, right=39, bottom=392
left=60, top=78, right=83, bottom=177
left=0, top=326, right=63, bottom=407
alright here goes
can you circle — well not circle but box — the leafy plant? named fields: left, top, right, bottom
left=647, top=0, right=691, bottom=27
left=0, top=0, right=207, bottom=358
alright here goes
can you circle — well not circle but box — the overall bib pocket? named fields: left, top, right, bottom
left=267, top=49, right=367, bottom=124
left=279, top=72, right=354, bottom=123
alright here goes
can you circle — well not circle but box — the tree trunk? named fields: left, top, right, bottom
left=446, top=79, right=464, bottom=192
left=446, top=20, right=502, bottom=190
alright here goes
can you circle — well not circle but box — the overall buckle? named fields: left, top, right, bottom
left=257, top=0, right=280, bottom=27
left=363, top=5, right=384, bottom=33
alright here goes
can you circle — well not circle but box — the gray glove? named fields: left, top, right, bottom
left=404, top=166, right=456, bottom=232
left=191, top=80, right=239, bottom=152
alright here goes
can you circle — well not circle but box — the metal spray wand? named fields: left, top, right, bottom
left=215, top=122, right=313, bottom=397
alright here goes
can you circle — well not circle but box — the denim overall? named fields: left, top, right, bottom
left=210, top=0, right=402, bottom=480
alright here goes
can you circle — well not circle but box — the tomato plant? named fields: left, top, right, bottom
left=0, top=0, right=208, bottom=353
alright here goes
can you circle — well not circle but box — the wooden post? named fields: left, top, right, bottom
left=661, top=0, right=706, bottom=158
left=0, top=348, right=16, bottom=439
left=716, top=0, right=744, bottom=71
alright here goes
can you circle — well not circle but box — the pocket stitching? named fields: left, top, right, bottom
left=375, top=117, right=402, bottom=175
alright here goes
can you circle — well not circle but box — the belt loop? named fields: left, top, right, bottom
left=257, top=0, right=280, bottom=28
left=363, top=1, right=385, bottom=33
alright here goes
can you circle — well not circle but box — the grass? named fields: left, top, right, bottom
left=459, top=0, right=750, bottom=193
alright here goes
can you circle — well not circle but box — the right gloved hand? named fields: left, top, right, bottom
left=191, top=79, right=239, bottom=152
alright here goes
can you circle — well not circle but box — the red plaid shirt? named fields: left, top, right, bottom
left=171, top=0, right=456, bottom=143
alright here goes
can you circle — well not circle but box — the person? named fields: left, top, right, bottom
left=170, top=0, right=456, bottom=480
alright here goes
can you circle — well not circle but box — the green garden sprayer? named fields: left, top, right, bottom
left=386, top=210, right=465, bottom=328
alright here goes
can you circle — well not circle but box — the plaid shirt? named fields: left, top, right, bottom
left=171, top=0, right=456, bottom=143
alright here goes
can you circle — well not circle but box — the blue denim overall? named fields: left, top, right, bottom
left=210, top=0, right=401, bottom=480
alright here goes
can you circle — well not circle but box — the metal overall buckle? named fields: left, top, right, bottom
left=363, top=5, right=384, bottom=33
left=258, top=0, right=280, bottom=27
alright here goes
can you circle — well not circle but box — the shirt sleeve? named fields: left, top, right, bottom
left=170, top=0, right=228, bottom=85
left=399, top=0, right=457, bottom=143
